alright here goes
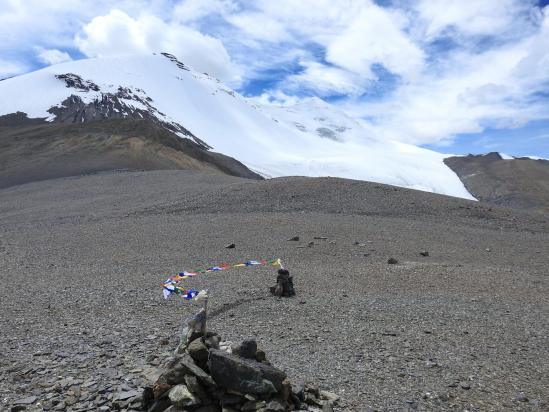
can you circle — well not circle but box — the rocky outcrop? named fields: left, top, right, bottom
left=444, top=153, right=549, bottom=212
left=143, top=331, right=339, bottom=412
left=0, top=116, right=263, bottom=188
left=50, top=73, right=211, bottom=150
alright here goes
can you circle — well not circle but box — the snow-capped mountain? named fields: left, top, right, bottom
left=0, top=53, right=474, bottom=199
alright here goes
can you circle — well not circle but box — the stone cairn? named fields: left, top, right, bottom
left=142, top=323, right=338, bottom=412
left=269, top=269, right=296, bottom=298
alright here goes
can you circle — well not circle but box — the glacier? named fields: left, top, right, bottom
left=0, top=53, right=475, bottom=200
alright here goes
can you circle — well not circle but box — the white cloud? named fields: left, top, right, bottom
left=75, top=9, right=241, bottom=83
left=325, top=4, right=425, bottom=79
left=36, top=48, right=72, bottom=65
left=1, top=0, right=548, bottom=149
left=414, top=0, right=537, bottom=40
left=286, top=61, right=372, bottom=97
left=339, top=9, right=549, bottom=144
left=173, top=0, right=238, bottom=23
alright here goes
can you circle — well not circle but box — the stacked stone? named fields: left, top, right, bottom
left=142, top=333, right=338, bottom=412
left=270, top=269, right=296, bottom=298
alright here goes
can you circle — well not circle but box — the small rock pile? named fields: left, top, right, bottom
left=143, top=332, right=338, bottom=412
left=269, top=269, right=296, bottom=298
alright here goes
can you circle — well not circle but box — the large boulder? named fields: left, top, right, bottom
left=208, top=349, right=285, bottom=396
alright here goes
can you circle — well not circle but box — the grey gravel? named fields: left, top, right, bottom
left=0, top=170, right=548, bottom=411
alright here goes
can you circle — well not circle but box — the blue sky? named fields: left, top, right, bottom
left=1, top=0, right=549, bottom=157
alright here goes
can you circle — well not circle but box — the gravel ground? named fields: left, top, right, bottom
left=0, top=170, right=548, bottom=411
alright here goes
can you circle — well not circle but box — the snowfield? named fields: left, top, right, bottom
left=0, top=54, right=475, bottom=199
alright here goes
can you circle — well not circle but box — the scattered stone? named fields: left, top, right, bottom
left=287, top=236, right=300, bottom=241
left=242, top=400, right=267, bottom=411
left=14, top=396, right=38, bottom=406
left=460, top=382, right=471, bottom=390
left=167, top=353, right=216, bottom=387
left=184, top=375, right=208, bottom=402
left=387, top=258, right=398, bottom=264
left=187, top=338, right=209, bottom=363
left=169, top=384, right=200, bottom=408
left=64, top=396, right=77, bottom=406
left=425, top=360, right=438, bottom=368
left=313, top=236, right=328, bottom=240
left=225, top=243, right=236, bottom=249
left=419, top=251, right=429, bottom=257
left=319, top=390, right=340, bottom=405
left=255, top=348, right=267, bottom=363
left=114, top=389, right=140, bottom=401
left=322, top=403, right=334, bottom=412
left=307, top=242, right=315, bottom=247
left=516, top=392, right=529, bottom=402
left=270, top=269, right=296, bottom=298
left=233, top=339, right=258, bottom=359
left=204, top=334, right=221, bottom=350
left=266, top=399, right=287, bottom=411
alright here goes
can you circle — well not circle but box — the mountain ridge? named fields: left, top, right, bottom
left=0, top=53, right=475, bottom=199
left=0, top=115, right=262, bottom=188
left=445, top=152, right=549, bottom=212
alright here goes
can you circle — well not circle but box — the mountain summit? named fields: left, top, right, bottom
left=0, top=53, right=474, bottom=199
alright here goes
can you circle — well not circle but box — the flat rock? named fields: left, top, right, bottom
left=163, top=353, right=215, bottom=387
left=208, top=349, right=278, bottom=395
left=14, top=396, right=38, bottom=405
left=114, top=390, right=140, bottom=401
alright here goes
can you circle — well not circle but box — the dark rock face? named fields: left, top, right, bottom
left=55, top=73, right=100, bottom=91
left=445, top=153, right=549, bottom=212
left=49, top=72, right=211, bottom=149
left=47, top=81, right=212, bottom=150
left=0, top=116, right=263, bottom=189
left=316, top=127, right=340, bottom=141
left=160, top=52, right=191, bottom=72
left=270, top=269, right=296, bottom=298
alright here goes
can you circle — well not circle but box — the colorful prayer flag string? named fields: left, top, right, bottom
left=162, top=258, right=282, bottom=300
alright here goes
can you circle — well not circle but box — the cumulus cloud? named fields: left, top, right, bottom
left=36, top=48, right=72, bottom=65
left=339, top=9, right=549, bottom=144
left=1, top=0, right=548, bottom=148
left=75, top=9, right=240, bottom=83
left=325, top=4, right=425, bottom=80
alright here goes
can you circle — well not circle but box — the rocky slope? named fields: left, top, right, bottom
left=1, top=170, right=547, bottom=411
left=445, top=152, right=549, bottom=212
left=0, top=114, right=261, bottom=188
